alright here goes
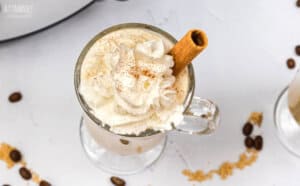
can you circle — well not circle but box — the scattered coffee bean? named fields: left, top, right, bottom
left=120, top=139, right=130, bottom=145
left=39, top=180, right=51, bottom=186
left=110, top=176, right=126, bottom=186
left=9, top=149, right=22, bottom=162
left=8, top=92, right=22, bottom=103
left=287, top=58, right=296, bottom=69
left=244, top=136, right=255, bottom=148
left=295, top=45, right=300, bottom=56
left=242, top=122, right=253, bottom=136
left=254, top=136, right=263, bottom=150
left=297, top=0, right=300, bottom=8
left=19, top=167, right=32, bottom=180
left=3, top=184, right=11, bottom=186
left=201, top=114, right=207, bottom=118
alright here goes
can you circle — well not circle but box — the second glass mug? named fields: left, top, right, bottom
left=274, top=69, right=300, bottom=157
left=74, top=23, right=220, bottom=174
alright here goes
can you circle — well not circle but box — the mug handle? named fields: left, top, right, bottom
left=173, top=96, right=220, bottom=135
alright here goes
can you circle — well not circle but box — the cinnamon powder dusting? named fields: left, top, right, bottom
left=141, top=69, right=156, bottom=79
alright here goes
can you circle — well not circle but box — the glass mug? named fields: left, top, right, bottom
left=74, top=23, right=220, bottom=174
left=274, top=69, right=300, bottom=157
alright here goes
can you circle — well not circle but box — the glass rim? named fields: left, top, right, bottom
left=74, top=23, right=195, bottom=138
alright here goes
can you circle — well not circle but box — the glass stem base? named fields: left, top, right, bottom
left=79, top=117, right=167, bottom=175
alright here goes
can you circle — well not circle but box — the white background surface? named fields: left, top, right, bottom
left=1, top=0, right=300, bottom=185
left=0, top=0, right=93, bottom=41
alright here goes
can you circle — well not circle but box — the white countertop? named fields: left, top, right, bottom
left=1, top=0, right=300, bottom=185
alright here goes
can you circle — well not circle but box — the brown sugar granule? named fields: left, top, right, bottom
left=20, top=160, right=27, bottom=166
left=235, top=150, right=258, bottom=170
left=182, top=150, right=258, bottom=182
left=0, top=143, right=17, bottom=168
left=218, top=162, right=234, bottom=179
left=182, top=169, right=211, bottom=182
left=32, top=171, right=41, bottom=184
left=248, top=112, right=263, bottom=126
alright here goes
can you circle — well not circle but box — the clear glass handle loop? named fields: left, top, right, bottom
left=174, top=96, right=220, bottom=135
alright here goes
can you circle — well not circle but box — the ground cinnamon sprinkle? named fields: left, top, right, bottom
left=182, top=112, right=263, bottom=183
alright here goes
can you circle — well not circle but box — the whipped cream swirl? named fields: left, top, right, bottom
left=80, top=29, right=185, bottom=135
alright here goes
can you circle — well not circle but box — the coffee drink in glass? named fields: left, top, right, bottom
left=74, top=23, right=220, bottom=174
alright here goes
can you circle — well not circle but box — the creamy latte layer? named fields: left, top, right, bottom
left=79, top=28, right=189, bottom=135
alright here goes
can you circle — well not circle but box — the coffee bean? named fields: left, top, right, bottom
left=295, top=45, right=300, bottom=56
left=120, top=139, right=130, bottom=145
left=297, top=0, right=300, bottom=7
left=242, top=122, right=253, bottom=136
left=201, top=114, right=207, bottom=118
left=3, top=184, right=11, bottom=186
left=110, top=176, right=126, bottom=186
left=8, top=92, right=22, bottom=103
left=39, top=180, right=51, bottom=186
left=254, top=135, right=263, bottom=150
left=9, top=149, right=22, bottom=162
left=244, top=136, right=255, bottom=148
left=287, top=58, right=296, bottom=69
left=19, top=167, right=32, bottom=180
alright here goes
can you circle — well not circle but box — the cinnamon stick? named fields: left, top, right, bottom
left=170, top=30, right=208, bottom=76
